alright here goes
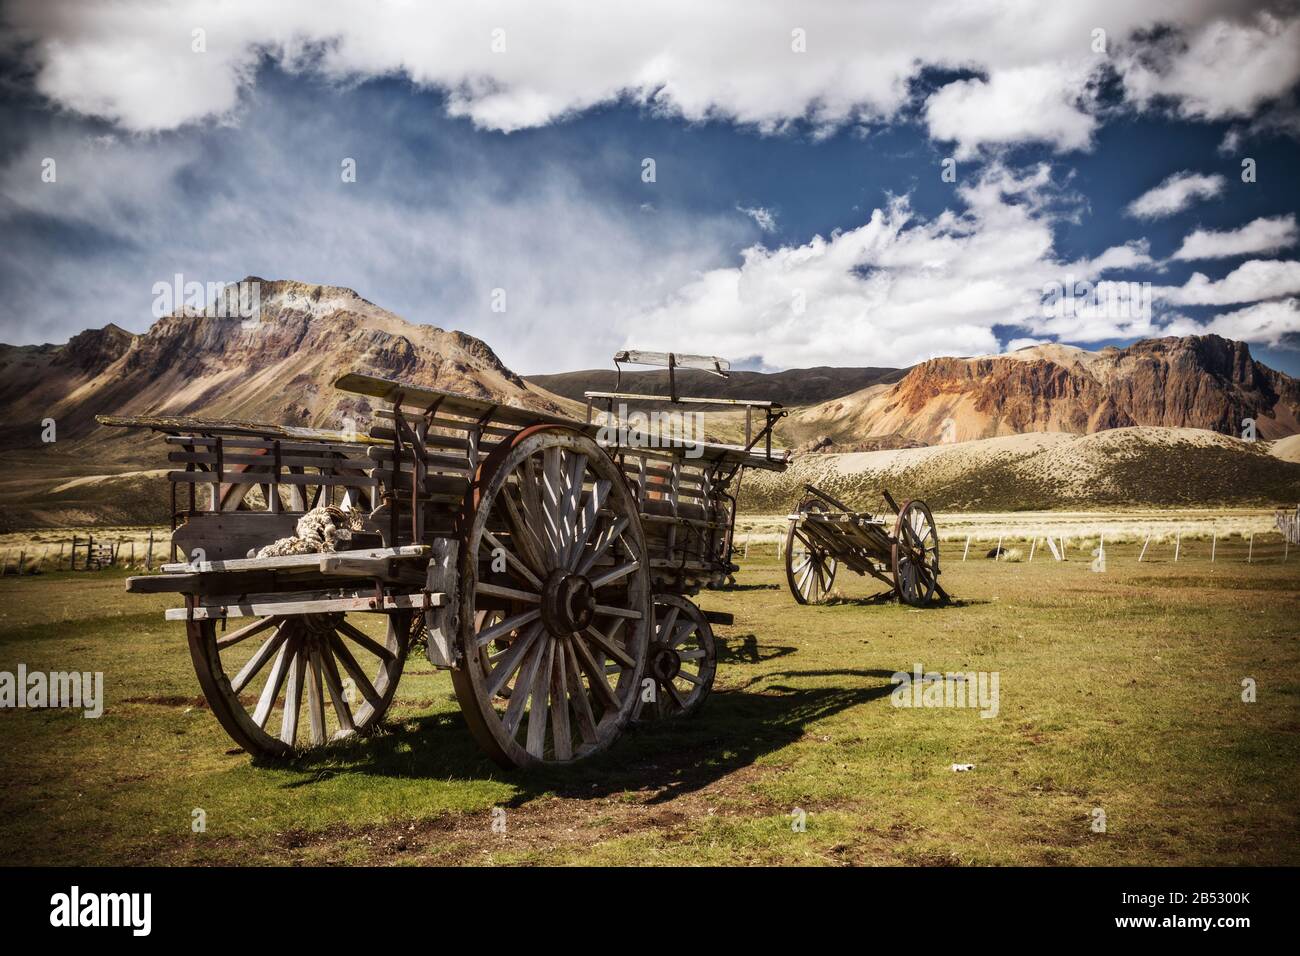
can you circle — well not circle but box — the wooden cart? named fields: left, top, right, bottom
left=101, top=352, right=787, bottom=769
left=784, top=484, right=948, bottom=607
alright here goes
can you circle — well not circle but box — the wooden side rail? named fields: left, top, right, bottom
left=159, top=544, right=429, bottom=575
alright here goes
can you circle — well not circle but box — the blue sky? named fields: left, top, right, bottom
left=1, top=1, right=1299, bottom=375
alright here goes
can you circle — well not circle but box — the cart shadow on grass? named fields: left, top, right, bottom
left=276, top=666, right=902, bottom=806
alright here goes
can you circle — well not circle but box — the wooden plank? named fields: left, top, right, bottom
left=125, top=572, right=199, bottom=593
left=97, top=414, right=384, bottom=445
left=583, top=390, right=776, bottom=408
left=333, top=372, right=788, bottom=470
left=165, top=591, right=444, bottom=621
left=162, top=545, right=429, bottom=574
left=612, top=350, right=730, bottom=373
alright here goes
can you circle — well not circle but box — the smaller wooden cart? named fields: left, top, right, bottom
left=784, top=484, right=949, bottom=607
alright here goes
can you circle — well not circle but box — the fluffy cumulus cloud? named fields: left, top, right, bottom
left=0, top=105, right=747, bottom=372
left=1125, top=171, right=1226, bottom=219
left=1164, top=298, right=1300, bottom=346
left=624, top=164, right=1164, bottom=367
left=1172, top=214, right=1298, bottom=260
left=6, top=0, right=1300, bottom=143
left=1120, top=9, right=1300, bottom=121
left=1154, top=260, right=1300, bottom=306
left=923, top=63, right=1099, bottom=159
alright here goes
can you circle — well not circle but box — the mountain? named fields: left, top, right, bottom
left=0, top=277, right=570, bottom=459
left=0, top=278, right=575, bottom=528
left=527, top=365, right=905, bottom=409
left=783, top=336, right=1300, bottom=448
left=2, top=280, right=1297, bottom=529
left=740, top=427, right=1300, bottom=513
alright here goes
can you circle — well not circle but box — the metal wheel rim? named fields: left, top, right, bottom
left=186, top=609, right=410, bottom=758
left=451, top=426, right=651, bottom=769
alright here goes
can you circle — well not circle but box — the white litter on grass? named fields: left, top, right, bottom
left=951, top=763, right=975, bottom=772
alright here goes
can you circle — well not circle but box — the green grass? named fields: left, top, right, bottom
left=1, top=539, right=1297, bottom=866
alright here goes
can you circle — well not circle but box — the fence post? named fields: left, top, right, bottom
left=962, top=534, right=971, bottom=561
left=995, top=534, right=1003, bottom=559
left=1028, top=536, right=1037, bottom=562
left=146, top=530, right=155, bottom=571
left=1174, top=532, right=1180, bottom=563
left=1138, top=534, right=1150, bottom=562
left=1248, top=533, right=1254, bottom=564
left=1211, top=533, right=1216, bottom=563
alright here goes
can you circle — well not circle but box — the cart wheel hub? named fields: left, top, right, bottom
left=647, top=641, right=681, bottom=683
left=542, top=570, right=596, bottom=634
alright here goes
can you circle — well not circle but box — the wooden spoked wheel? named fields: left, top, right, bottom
left=634, top=594, right=717, bottom=721
left=785, top=498, right=838, bottom=605
left=451, top=426, right=652, bottom=769
left=892, top=499, right=941, bottom=607
left=186, top=609, right=410, bottom=758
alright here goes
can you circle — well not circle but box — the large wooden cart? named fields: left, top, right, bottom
left=101, top=352, right=786, bottom=769
left=784, top=484, right=948, bottom=607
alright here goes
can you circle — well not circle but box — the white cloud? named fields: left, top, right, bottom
left=1121, top=10, right=1300, bottom=121
left=1163, top=298, right=1300, bottom=346
left=738, top=205, right=777, bottom=232
left=0, top=105, right=745, bottom=373
left=1172, top=214, right=1298, bottom=260
left=623, top=164, right=1157, bottom=367
left=924, top=63, right=1098, bottom=158
left=1154, top=260, right=1300, bottom=306
left=1125, top=171, right=1226, bottom=220
left=6, top=0, right=1300, bottom=146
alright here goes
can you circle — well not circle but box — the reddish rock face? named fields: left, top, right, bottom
left=881, top=335, right=1299, bottom=442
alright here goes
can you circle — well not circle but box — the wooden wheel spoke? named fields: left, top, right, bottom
left=657, top=605, right=680, bottom=642
left=562, top=636, right=599, bottom=744
left=336, top=619, right=397, bottom=664
left=593, top=604, right=643, bottom=621
left=252, top=634, right=295, bottom=729
left=576, top=515, right=628, bottom=576
left=581, top=623, right=635, bottom=668
left=589, top=560, right=640, bottom=590
left=664, top=681, right=689, bottom=709
left=217, top=615, right=279, bottom=651
left=499, top=483, right=548, bottom=575
left=568, top=629, right=620, bottom=711
left=669, top=620, right=696, bottom=648
left=549, top=639, right=573, bottom=761
left=502, top=638, right=548, bottom=737
left=318, top=644, right=355, bottom=733
left=474, top=607, right=542, bottom=649
left=567, top=479, right=611, bottom=571
left=558, top=452, right=588, bottom=567
left=305, top=647, right=327, bottom=746
left=486, top=622, right=543, bottom=699
left=328, top=632, right=382, bottom=710
left=524, top=640, right=555, bottom=758
left=231, top=624, right=288, bottom=694
left=481, top=528, right=544, bottom=591
left=279, top=646, right=307, bottom=745
left=541, top=447, right=565, bottom=565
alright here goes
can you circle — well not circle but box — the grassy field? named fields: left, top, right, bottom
left=1, top=533, right=1297, bottom=866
